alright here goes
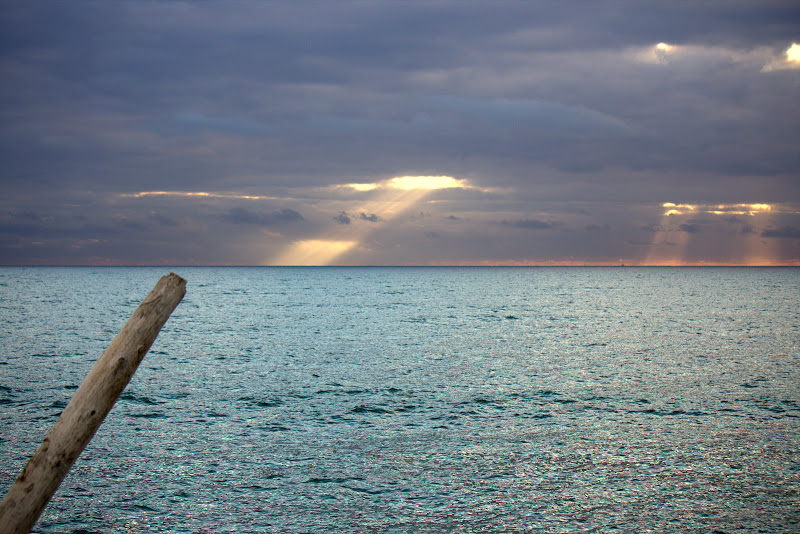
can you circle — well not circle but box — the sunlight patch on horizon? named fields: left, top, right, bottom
left=271, top=239, right=358, bottom=266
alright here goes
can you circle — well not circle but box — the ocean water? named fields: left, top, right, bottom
left=0, top=267, right=798, bottom=533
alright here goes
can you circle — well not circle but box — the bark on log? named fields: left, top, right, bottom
left=0, top=273, right=186, bottom=534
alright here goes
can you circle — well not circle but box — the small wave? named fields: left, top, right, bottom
left=629, top=408, right=709, bottom=417
left=239, top=395, right=283, bottom=408
left=305, top=476, right=364, bottom=485
left=345, top=485, right=387, bottom=495
left=264, top=423, right=291, bottom=432
left=129, top=412, right=165, bottom=419
left=351, top=404, right=390, bottom=414
left=120, top=392, right=163, bottom=405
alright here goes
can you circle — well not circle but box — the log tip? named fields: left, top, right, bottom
left=166, top=272, right=187, bottom=286
left=157, top=272, right=187, bottom=299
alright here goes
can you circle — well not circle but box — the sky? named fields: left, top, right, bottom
left=1, top=1, right=799, bottom=266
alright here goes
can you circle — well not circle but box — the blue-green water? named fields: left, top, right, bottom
left=1, top=267, right=798, bottom=533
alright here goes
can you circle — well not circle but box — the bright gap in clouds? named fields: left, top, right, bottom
left=787, top=43, right=800, bottom=62
left=343, top=175, right=473, bottom=193
left=388, top=175, right=467, bottom=190
left=662, top=202, right=772, bottom=216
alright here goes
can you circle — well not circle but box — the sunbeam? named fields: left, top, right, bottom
left=267, top=175, right=475, bottom=265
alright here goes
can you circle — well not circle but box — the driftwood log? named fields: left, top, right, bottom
left=0, top=273, right=186, bottom=534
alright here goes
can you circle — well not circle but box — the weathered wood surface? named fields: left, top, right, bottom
left=0, top=273, right=186, bottom=534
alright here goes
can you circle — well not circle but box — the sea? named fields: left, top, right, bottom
left=0, top=267, right=798, bottom=533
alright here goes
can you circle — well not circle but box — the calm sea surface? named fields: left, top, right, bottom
left=0, top=267, right=798, bottom=533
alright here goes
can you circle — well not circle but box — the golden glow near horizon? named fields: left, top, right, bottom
left=655, top=42, right=673, bottom=53
left=271, top=239, right=358, bottom=266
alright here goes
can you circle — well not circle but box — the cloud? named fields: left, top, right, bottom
left=221, top=208, right=303, bottom=226
left=501, top=219, right=554, bottom=230
left=641, top=223, right=664, bottom=233
left=761, top=226, right=800, bottom=239
left=150, top=212, right=179, bottom=227
left=359, top=212, right=379, bottom=222
left=333, top=212, right=351, bottom=225
left=174, top=113, right=272, bottom=135
left=679, top=223, right=702, bottom=234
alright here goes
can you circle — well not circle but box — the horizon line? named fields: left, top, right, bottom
left=1, top=263, right=798, bottom=268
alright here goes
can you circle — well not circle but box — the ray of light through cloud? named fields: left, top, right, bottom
left=645, top=202, right=795, bottom=266
left=268, top=176, right=477, bottom=265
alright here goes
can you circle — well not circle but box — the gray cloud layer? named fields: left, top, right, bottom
left=1, top=1, right=798, bottom=264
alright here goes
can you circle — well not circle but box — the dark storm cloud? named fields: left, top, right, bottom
left=1, top=0, right=798, bottom=264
